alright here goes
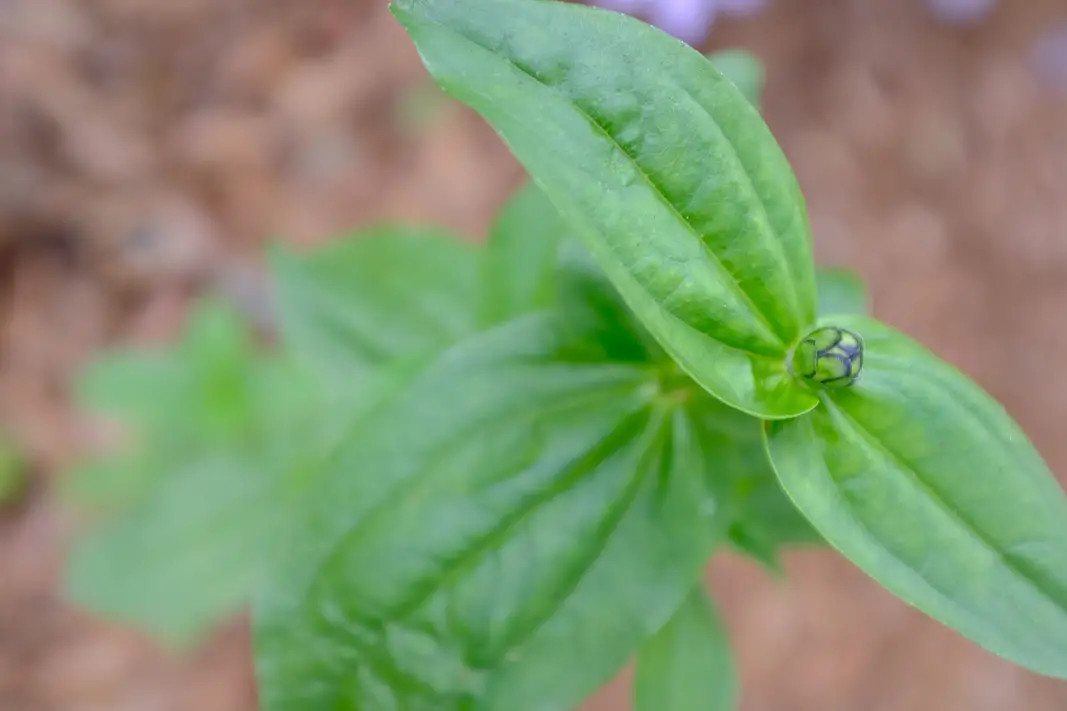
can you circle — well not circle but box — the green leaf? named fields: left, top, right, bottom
left=64, top=351, right=418, bottom=647
left=0, top=436, right=26, bottom=507
left=816, top=267, right=870, bottom=317
left=78, top=302, right=258, bottom=446
left=69, top=300, right=280, bottom=515
left=254, top=316, right=730, bottom=711
left=706, top=49, right=765, bottom=109
left=64, top=300, right=342, bottom=645
left=764, top=315, right=1067, bottom=680
left=61, top=450, right=161, bottom=521
left=635, top=586, right=735, bottom=711
left=65, top=345, right=318, bottom=643
left=480, top=182, right=567, bottom=325
left=270, top=227, right=481, bottom=385
left=391, top=0, right=819, bottom=418
left=66, top=452, right=301, bottom=646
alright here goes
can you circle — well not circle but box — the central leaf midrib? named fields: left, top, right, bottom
left=387, top=406, right=654, bottom=624
left=671, top=65, right=806, bottom=334
left=300, top=388, right=663, bottom=704
left=299, top=377, right=652, bottom=612
left=483, top=408, right=673, bottom=667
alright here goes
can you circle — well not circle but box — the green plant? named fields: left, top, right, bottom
left=62, top=1, right=1067, bottom=709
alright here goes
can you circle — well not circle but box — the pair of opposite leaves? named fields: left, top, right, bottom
left=255, top=2, right=1067, bottom=711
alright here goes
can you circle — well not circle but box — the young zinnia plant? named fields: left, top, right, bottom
left=246, top=2, right=1067, bottom=709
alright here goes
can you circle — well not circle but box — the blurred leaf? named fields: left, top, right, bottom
left=64, top=224, right=487, bottom=645
left=63, top=348, right=419, bottom=647
left=67, top=302, right=276, bottom=513
left=635, top=586, right=736, bottom=711
left=482, top=181, right=658, bottom=362
left=77, top=302, right=256, bottom=446
left=817, top=267, right=870, bottom=317
left=64, top=302, right=321, bottom=644
left=255, top=315, right=731, bottom=711
left=66, top=452, right=299, bottom=645
left=480, top=182, right=567, bottom=325
left=706, top=49, right=766, bottom=109
left=61, top=452, right=154, bottom=520
left=726, top=465, right=824, bottom=574
left=270, top=227, right=481, bottom=387
left=0, top=437, right=26, bottom=506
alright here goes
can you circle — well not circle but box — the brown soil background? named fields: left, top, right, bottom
left=3, top=0, right=1067, bottom=709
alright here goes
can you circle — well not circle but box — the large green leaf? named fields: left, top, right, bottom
left=765, top=315, right=1067, bottom=679
left=635, top=586, right=735, bottom=711
left=254, top=316, right=731, bottom=711
left=392, top=0, right=819, bottom=419
left=480, top=182, right=567, bottom=325
left=270, top=227, right=481, bottom=385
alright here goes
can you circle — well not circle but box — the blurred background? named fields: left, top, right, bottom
left=3, top=0, right=1067, bottom=709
